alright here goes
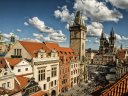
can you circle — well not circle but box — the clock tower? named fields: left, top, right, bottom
left=69, top=11, right=87, bottom=62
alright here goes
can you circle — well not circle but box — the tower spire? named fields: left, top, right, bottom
left=120, top=43, right=123, bottom=50
left=74, top=11, right=84, bottom=25
left=110, top=27, right=114, bottom=36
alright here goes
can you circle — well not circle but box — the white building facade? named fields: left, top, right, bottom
left=70, top=58, right=80, bottom=87
left=33, top=49, right=59, bottom=96
left=5, top=58, right=33, bottom=78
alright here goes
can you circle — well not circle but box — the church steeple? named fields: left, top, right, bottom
left=100, top=31, right=105, bottom=40
left=109, top=27, right=116, bottom=53
left=120, top=44, right=123, bottom=50
left=10, top=33, right=15, bottom=43
left=110, top=27, right=115, bottom=37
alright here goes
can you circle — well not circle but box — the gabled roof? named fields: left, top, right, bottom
left=16, top=76, right=29, bottom=89
left=31, top=91, right=46, bottom=96
left=19, top=41, right=44, bottom=57
left=17, top=41, right=77, bottom=62
left=5, top=58, right=22, bottom=67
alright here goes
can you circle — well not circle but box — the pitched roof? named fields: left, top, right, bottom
left=19, top=41, right=44, bottom=57
left=18, top=41, right=77, bottom=62
left=5, top=58, right=22, bottom=67
left=16, top=76, right=29, bottom=89
left=31, top=91, right=46, bottom=96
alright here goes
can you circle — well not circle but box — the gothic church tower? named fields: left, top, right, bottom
left=69, top=11, right=87, bottom=62
left=109, top=27, right=116, bottom=53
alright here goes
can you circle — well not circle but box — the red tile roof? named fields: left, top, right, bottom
left=30, top=91, right=46, bottom=96
left=18, top=41, right=77, bottom=63
left=5, top=58, right=22, bottom=67
left=16, top=76, right=29, bottom=89
left=19, top=41, right=44, bottom=57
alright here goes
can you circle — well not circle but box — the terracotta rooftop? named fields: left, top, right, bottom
left=30, top=91, right=47, bottom=96
left=19, top=41, right=44, bottom=57
left=16, top=76, right=29, bottom=89
left=5, top=58, right=22, bottom=67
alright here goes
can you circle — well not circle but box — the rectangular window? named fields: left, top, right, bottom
left=38, top=69, right=45, bottom=81
left=14, top=49, right=16, bottom=55
left=14, top=49, right=22, bottom=56
left=7, top=82, right=10, bottom=87
left=54, top=80, right=57, bottom=85
left=47, top=77, right=50, bottom=82
left=2, top=83, right=6, bottom=88
left=44, top=84, right=46, bottom=90
left=25, top=68, right=28, bottom=71
left=18, top=69, right=21, bottom=72
left=51, top=67, right=57, bottom=77
left=51, top=81, right=53, bottom=87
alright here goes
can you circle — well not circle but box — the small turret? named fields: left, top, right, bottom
left=73, top=11, right=84, bottom=26
left=120, top=44, right=123, bottom=50
left=10, top=33, right=15, bottom=43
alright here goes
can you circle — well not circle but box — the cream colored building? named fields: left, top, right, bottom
left=0, top=58, right=15, bottom=90
left=70, top=58, right=80, bottom=87
left=33, top=49, right=59, bottom=96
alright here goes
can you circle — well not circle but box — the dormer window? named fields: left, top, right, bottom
left=37, top=49, right=46, bottom=58
left=51, top=50, right=57, bottom=57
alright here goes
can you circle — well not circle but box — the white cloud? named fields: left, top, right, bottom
left=74, top=0, right=123, bottom=22
left=115, top=33, right=128, bottom=41
left=87, top=22, right=103, bottom=37
left=94, top=40, right=100, bottom=44
left=33, top=33, right=43, bottom=39
left=28, top=17, right=56, bottom=33
left=24, top=22, right=29, bottom=26
left=2, top=32, right=19, bottom=42
left=28, top=17, right=67, bottom=42
left=16, top=29, right=22, bottom=32
left=20, top=38, right=42, bottom=43
left=54, top=5, right=74, bottom=23
left=45, top=30, right=66, bottom=42
left=107, top=0, right=128, bottom=9
left=86, top=39, right=91, bottom=42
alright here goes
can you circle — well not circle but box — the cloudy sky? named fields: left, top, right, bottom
left=0, top=0, right=128, bottom=49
